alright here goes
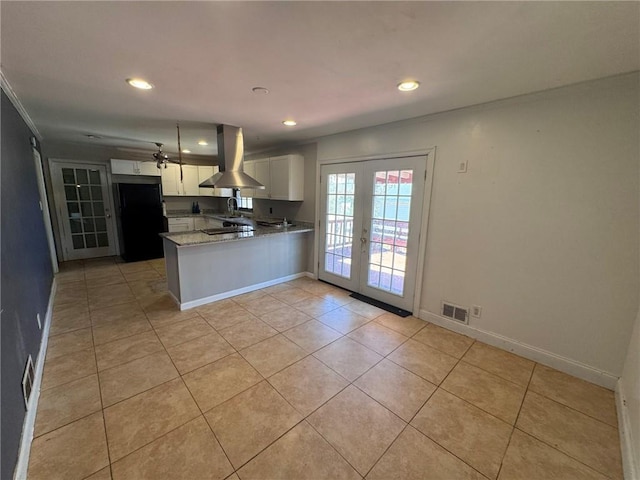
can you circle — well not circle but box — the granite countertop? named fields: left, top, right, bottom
left=161, top=222, right=314, bottom=247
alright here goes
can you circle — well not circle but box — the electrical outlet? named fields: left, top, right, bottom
left=458, top=160, right=468, bottom=173
left=269, top=207, right=273, bottom=214
left=22, top=355, right=35, bottom=408
left=471, top=305, right=482, bottom=318
left=36, top=313, right=42, bottom=329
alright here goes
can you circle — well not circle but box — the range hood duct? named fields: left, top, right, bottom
left=198, top=125, right=265, bottom=189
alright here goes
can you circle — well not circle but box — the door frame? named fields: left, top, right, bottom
left=33, top=148, right=59, bottom=273
left=314, top=148, right=436, bottom=314
left=48, top=158, right=120, bottom=261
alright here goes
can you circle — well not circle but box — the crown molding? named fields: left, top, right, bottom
left=0, top=69, right=43, bottom=141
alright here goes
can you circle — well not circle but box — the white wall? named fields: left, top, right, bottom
left=317, top=73, right=639, bottom=381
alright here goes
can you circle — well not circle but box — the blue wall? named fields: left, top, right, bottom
left=1, top=90, right=54, bottom=479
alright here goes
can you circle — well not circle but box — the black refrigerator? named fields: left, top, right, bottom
left=117, top=183, right=165, bottom=262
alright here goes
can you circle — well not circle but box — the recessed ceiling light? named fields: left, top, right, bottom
left=397, top=80, right=420, bottom=92
left=198, top=140, right=208, bottom=146
left=126, top=78, right=154, bottom=90
left=252, top=87, right=270, bottom=94
left=282, top=120, right=297, bottom=126
left=182, top=149, right=191, bottom=154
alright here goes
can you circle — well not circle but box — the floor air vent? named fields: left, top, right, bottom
left=442, top=302, right=469, bottom=324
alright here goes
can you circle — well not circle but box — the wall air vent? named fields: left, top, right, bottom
left=442, top=301, right=469, bottom=324
left=22, top=355, right=35, bottom=408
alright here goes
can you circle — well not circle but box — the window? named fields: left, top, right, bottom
left=236, top=190, right=253, bottom=210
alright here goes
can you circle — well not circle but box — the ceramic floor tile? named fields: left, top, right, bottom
left=111, top=416, right=233, bottom=480
left=92, top=316, right=153, bottom=346
left=285, top=277, right=318, bottom=289
left=516, top=391, right=623, bottom=478
left=308, top=385, right=406, bottom=476
left=462, top=342, right=534, bottom=386
left=294, top=297, right=342, bottom=318
left=55, top=269, right=85, bottom=284
left=122, top=269, right=161, bottom=282
left=182, top=353, right=263, bottom=412
left=128, top=278, right=167, bottom=298
left=50, top=304, right=91, bottom=335
left=237, top=421, right=360, bottom=480
left=412, top=323, right=474, bottom=358
left=232, top=289, right=268, bottom=305
left=259, top=306, right=313, bottom=332
left=411, top=389, right=512, bottom=479
left=347, top=322, right=408, bottom=356
left=261, top=283, right=296, bottom=295
left=374, top=313, right=426, bottom=337
left=317, top=307, right=371, bottom=334
left=118, top=261, right=155, bottom=274
left=387, top=339, right=458, bottom=385
left=166, top=332, right=235, bottom=374
left=240, top=334, right=307, bottom=377
left=46, top=327, right=94, bottom=360
left=242, top=294, right=289, bottom=316
left=196, top=298, right=238, bottom=317
left=201, top=304, right=260, bottom=331
left=529, top=363, right=617, bottom=426
left=103, top=378, right=200, bottom=461
left=41, top=348, right=97, bottom=390
left=85, top=264, right=122, bottom=281
left=271, top=287, right=316, bottom=306
left=269, top=355, right=348, bottom=416
left=316, top=289, right=355, bottom=306
left=354, top=359, right=436, bottom=422
left=94, top=330, right=163, bottom=371
left=154, top=316, right=215, bottom=347
left=342, top=299, right=386, bottom=319
left=54, top=283, right=88, bottom=305
left=205, top=381, right=302, bottom=468
left=218, top=318, right=278, bottom=350
left=441, top=361, right=526, bottom=424
left=314, top=336, right=383, bottom=381
left=89, top=301, right=146, bottom=326
left=34, top=374, right=102, bottom=437
left=367, top=425, right=485, bottom=480
left=498, top=429, right=608, bottom=480
left=28, top=412, right=109, bottom=480
left=140, top=293, right=201, bottom=328
left=99, top=351, right=179, bottom=406
left=296, top=280, right=339, bottom=296
left=282, top=319, right=343, bottom=353
left=88, top=273, right=126, bottom=288
left=85, top=467, right=112, bottom=480
left=87, top=284, right=136, bottom=310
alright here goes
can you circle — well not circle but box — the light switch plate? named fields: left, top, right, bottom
left=458, top=160, right=468, bottom=173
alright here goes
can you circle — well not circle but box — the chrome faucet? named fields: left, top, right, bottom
left=227, top=197, right=238, bottom=215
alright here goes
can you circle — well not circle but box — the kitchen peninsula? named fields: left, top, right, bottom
left=161, top=220, right=314, bottom=310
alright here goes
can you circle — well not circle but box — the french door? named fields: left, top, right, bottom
left=51, top=162, right=117, bottom=260
left=319, top=156, right=426, bottom=312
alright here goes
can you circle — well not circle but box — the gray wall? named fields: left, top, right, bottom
left=1, top=90, right=54, bottom=479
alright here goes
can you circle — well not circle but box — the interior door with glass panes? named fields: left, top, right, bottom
left=319, top=156, right=426, bottom=312
left=51, top=162, right=117, bottom=260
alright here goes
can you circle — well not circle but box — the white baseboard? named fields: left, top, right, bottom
left=616, top=379, right=639, bottom=480
left=179, top=272, right=313, bottom=310
left=420, top=310, right=619, bottom=390
left=13, top=279, right=57, bottom=480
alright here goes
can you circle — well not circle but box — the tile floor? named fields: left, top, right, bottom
left=27, top=256, right=623, bottom=479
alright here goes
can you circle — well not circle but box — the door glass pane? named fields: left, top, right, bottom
left=367, top=169, right=414, bottom=296
left=325, top=172, right=355, bottom=279
left=62, top=168, right=75, bottom=184
left=63, top=167, right=110, bottom=252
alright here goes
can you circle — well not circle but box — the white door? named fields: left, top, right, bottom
left=51, top=162, right=117, bottom=260
left=319, top=156, right=426, bottom=311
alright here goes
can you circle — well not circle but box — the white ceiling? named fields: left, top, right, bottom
left=2, top=1, right=638, bottom=156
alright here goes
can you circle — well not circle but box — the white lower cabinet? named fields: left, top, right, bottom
left=167, top=217, right=194, bottom=232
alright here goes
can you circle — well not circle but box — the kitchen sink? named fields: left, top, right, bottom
left=201, top=226, right=254, bottom=236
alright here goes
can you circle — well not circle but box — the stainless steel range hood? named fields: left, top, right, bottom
left=198, top=125, right=265, bottom=189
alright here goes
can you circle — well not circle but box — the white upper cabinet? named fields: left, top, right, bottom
left=197, top=165, right=232, bottom=197
left=161, top=164, right=199, bottom=196
left=110, top=159, right=161, bottom=177
left=244, top=154, right=304, bottom=201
